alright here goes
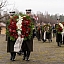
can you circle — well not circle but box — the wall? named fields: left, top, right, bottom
left=1, top=27, right=6, bottom=34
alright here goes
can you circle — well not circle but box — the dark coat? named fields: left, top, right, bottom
left=21, top=36, right=33, bottom=52
left=7, top=37, right=16, bottom=52
left=42, top=31, right=52, bottom=40
left=33, top=29, right=36, bottom=38
left=46, top=32, right=52, bottom=39
left=56, top=33, right=62, bottom=42
left=37, top=27, right=41, bottom=40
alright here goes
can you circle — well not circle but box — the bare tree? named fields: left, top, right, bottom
left=0, top=0, right=7, bottom=15
left=0, top=0, right=7, bottom=20
left=36, top=11, right=58, bottom=26
left=0, top=0, right=7, bottom=9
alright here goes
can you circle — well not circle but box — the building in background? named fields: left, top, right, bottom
left=0, top=22, right=6, bottom=34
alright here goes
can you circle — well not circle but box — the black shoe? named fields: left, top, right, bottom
left=43, top=40, right=46, bottom=42
left=26, top=57, right=30, bottom=61
left=58, top=45, right=61, bottom=47
left=12, top=58, right=15, bottom=61
left=23, top=56, right=25, bottom=60
left=10, top=57, right=12, bottom=60
left=10, top=58, right=15, bottom=61
left=26, top=59, right=30, bottom=61
left=10, top=56, right=13, bottom=60
left=10, top=56, right=15, bottom=61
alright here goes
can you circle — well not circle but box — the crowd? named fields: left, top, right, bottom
left=34, top=21, right=64, bottom=48
left=6, top=10, right=64, bottom=62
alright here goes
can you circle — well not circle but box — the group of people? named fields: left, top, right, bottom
left=6, top=11, right=64, bottom=62
left=6, top=13, right=34, bottom=61
left=35, top=23, right=53, bottom=42
left=34, top=22, right=64, bottom=47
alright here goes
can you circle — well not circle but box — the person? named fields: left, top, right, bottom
left=55, top=23, right=62, bottom=47
left=7, top=12, right=16, bottom=61
left=37, top=24, right=41, bottom=41
left=21, top=37, right=33, bottom=61
left=46, top=24, right=52, bottom=42
left=52, top=24, right=56, bottom=38
left=21, top=15, right=33, bottom=61
left=33, top=28, right=36, bottom=38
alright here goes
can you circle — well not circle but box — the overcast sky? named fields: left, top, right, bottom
left=5, top=0, right=64, bottom=15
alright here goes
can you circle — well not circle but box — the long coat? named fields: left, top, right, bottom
left=21, top=36, right=33, bottom=52
left=56, top=33, right=64, bottom=44
left=36, top=26, right=41, bottom=40
left=56, top=33, right=62, bottom=43
left=7, top=37, right=16, bottom=52
left=46, top=32, right=52, bottom=39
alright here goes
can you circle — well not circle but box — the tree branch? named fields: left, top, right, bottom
left=0, top=0, right=7, bottom=9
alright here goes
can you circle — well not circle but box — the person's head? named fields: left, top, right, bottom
left=9, top=11, right=15, bottom=18
left=57, top=19, right=60, bottom=23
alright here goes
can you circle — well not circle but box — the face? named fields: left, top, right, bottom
left=10, top=16, right=13, bottom=19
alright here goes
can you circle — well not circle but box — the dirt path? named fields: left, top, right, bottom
left=0, top=34, right=64, bottom=64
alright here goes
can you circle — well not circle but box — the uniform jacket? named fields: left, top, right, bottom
left=21, top=36, right=33, bottom=52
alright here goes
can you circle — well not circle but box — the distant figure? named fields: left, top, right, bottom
left=52, top=24, right=56, bottom=38
left=42, top=24, right=52, bottom=42
left=33, top=28, right=36, bottom=38
left=55, top=23, right=62, bottom=47
left=36, top=23, right=41, bottom=41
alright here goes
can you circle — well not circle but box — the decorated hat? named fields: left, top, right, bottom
left=26, top=9, right=31, bottom=12
left=9, top=11, right=15, bottom=16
